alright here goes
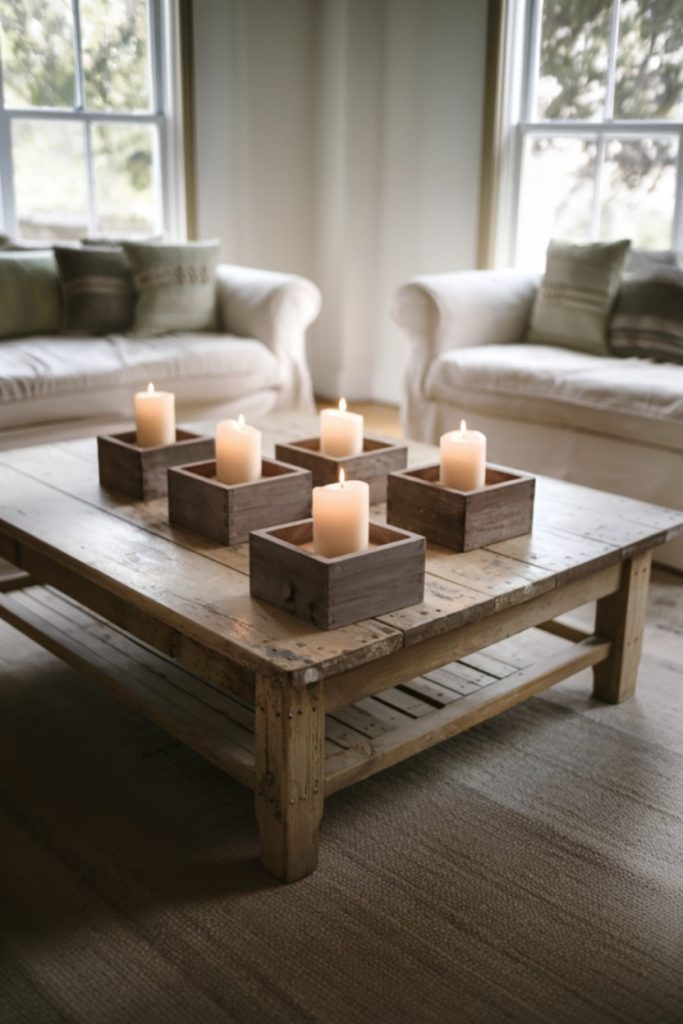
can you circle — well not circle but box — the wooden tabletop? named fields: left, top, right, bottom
left=1, top=411, right=682, bottom=685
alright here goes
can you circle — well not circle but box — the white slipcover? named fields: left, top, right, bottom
left=394, top=269, right=683, bottom=570
left=0, top=262, right=321, bottom=449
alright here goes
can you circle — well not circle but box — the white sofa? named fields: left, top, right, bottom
left=0, top=264, right=321, bottom=450
left=393, top=269, right=683, bottom=570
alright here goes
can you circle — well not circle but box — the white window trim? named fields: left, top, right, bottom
left=493, top=0, right=683, bottom=267
left=0, top=0, right=185, bottom=240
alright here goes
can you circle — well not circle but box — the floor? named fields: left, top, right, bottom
left=0, top=565, right=681, bottom=1024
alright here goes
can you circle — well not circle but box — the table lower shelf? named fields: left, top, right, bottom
left=0, top=584, right=610, bottom=797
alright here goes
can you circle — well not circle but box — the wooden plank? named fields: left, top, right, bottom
left=255, top=673, right=324, bottom=882
left=324, top=637, right=612, bottom=795
left=0, top=464, right=403, bottom=684
left=323, top=563, right=621, bottom=712
left=593, top=551, right=652, bottom=703
left=538, top=619, right=592, bottom=643
left=0, top=587, right=257, bottom=787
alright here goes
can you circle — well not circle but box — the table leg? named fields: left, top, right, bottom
left=593, top=551, right=652, bottom=703
left=255, top=673, right=324, bottom=882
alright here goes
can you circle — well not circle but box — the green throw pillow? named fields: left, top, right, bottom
left=0, top=251, right=62, bottom=339
left=527, top=238, right=631, bottom=355
left=124, top=240, right=220, bottom=336
left=55, top=245, right=134, bottom=334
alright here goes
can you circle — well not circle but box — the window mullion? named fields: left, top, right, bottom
left=672, top=129, right=683, bottom=250
left=604, top=0, right=621, bottom=121
left=0, top=53, right=17, bottom=234
left=71, top=0, right=86, bottom=110
left=71, top=0, right=97, bottom=234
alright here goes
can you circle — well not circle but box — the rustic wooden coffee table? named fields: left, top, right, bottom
left=1, top=414, right=682, bottom=882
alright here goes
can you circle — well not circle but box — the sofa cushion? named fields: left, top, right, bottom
left=0, top=251, right=62, bottom=339
left=124, top=241, right=220, bottom=336
left=527, top=239, right=630, bottom=355
left=55, top=245, right=134, bottom=334
left=608, top=271, right=683, bottom=365
left=424, top=344, right=683, bottom=452
left=0, top=333, right=283, bottom=429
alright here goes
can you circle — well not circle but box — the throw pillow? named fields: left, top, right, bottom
left=625, top=248, right=681, bottom=275
left=527, top=238, right=631, bottom=355
left=0, top=251, right=62, bottom=339
left=124, top=240, right=219, bottom=336
left=55, top=245, right=134, bottom=334
left=608, top=270, right=683, bottom=365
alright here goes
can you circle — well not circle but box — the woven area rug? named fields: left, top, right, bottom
left=1, top=571, right=682, bottom=1024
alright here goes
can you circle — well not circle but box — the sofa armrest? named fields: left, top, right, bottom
left=216, top=264, right=321, bottom=413
left=392, top=269, right=540, bottom=377
left=216, top=264, right=321, bottom=359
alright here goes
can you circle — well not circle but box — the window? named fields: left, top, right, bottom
left=502, top=0, right=683, bottom=267
left=0, top=0, right=180, bottom=242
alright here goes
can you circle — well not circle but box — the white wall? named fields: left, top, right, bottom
left=193, top=0, right=488, bottom=404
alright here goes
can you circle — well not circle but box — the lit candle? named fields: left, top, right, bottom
left=320, top=398, right=364, bottom=457
left=134, top=382, right=175, bottom=448
left=440, top=420, right=487, bottom=491
left=312, top=469, right=369, bottom=557
left=216, top=414, right=262, bottom=485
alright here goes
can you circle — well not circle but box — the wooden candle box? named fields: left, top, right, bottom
left=167, top=458, right=312, bottom=546
left=274, top=436, right=408, bottom=503
left=250, top=518, right=425, bottom=629
left=387, top=462, right=535, bottom=552
left=97, top=430, right=215, bottom=501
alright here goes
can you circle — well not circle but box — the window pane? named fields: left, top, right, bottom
left=80, top=0, right=152, bottom=112
left=599, top=137, right=677, bottom=248
left=614, top=0, right=683, bottom=119
left=536, top=0, right=612, bottom=120
left=92, top=123, right=158, bottom=236
left=12, top=120, right=88, bottom=240
left=0, top=0, right=75, bottom=108
left=517, top=137, right=597, bottom=267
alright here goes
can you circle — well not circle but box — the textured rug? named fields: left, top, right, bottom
left=1, top=570, right=682, bottom=1024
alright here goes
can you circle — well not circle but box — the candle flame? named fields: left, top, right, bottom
left=339, top=467, right=345, bottom=487
left=147, top=382, right=155, bottom=393
left=237, top=413, right=245, bottom=431
left=339, top=397, right=347, bottom=412
left=460, top=419, right=467, bottom=433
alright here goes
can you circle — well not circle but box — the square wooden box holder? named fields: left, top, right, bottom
left=97, top=430, right=215, bottom=501
left=386, top=462, right=535, bottom=552
left=167, top=458, right=312, bottom=546
left=274, top=435, right=408, bottom=502
left=250, top=518, right=426, bottom=629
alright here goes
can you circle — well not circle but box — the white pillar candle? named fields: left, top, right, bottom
left=216, top=414, right=262, bottom=485
left=440, top=420, right=487, bottom=491
left=320, top=398, right=364, bottom=457
left=312, top=470, right=369, bottom=557
left=134, top=382, right=175, bottom=448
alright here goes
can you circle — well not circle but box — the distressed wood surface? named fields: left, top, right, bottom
left=0, top=416, right=682, bottom=684
left=167, top=458, right=311, bottom=546
left=250, top=519, right=425, bottom=629
left=593, top=551, right=652, bottom=703
left=274, top=434, right=408, bottom=502
left=98, top=429, right=215, bottom=500
left=387, top=462, right=534, bottom=551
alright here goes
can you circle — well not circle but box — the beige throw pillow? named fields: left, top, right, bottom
left=124, top=240, right=220, bottom=336
left=527, top=238, right=631, bottom=354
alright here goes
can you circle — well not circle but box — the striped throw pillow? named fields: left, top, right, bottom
left=527, top=239, right=631, bottom=355
left=608, top=272, right=683, bottom=366
left=55, top=245, right=134, bottom=334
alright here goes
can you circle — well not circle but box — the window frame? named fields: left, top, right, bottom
left=0, top=0, right=184, bottom=241
left=497, top=0, right=683, bottom=267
